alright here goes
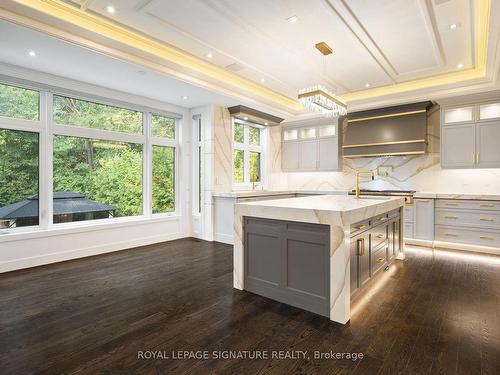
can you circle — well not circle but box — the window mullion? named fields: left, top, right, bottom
left=143, top=112, right=152, bottom=217
left=39, top=91, right=53, bottom=229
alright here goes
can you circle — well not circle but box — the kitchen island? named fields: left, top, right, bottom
left=233, top=194, right=405, bottom=324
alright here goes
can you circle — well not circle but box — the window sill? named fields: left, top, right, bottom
left=0, top=214, right=181, bottom=243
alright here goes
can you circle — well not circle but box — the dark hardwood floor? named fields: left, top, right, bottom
left=1, top=239, right=499, bottom=375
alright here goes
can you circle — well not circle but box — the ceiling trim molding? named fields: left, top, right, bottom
left=343, top=0, right=491, bottom=102
left=1, top=0, right=494, bottom=108
left=324, top=0, right=398, bottom=82
left=8, top=0, right=303, bottom=111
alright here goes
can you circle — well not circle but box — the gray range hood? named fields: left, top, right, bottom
left=343, top=101, right=433, bottom=158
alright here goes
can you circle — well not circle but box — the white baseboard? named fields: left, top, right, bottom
left=405, top=238, right=434, bottom=247
left=0, top=232, right=184, bottom=273
left=433, top=240, right=500, bottom=256
left=405, top=239, right=500, bottom=256
left=214, top=233, right=233, bottom=245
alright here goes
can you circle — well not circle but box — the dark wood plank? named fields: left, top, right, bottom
left=1, top=240, right=500, bottom=374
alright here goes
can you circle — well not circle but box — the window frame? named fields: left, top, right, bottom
left=0, top=78, right=181, bottom=234
left=192, top=116, right=203, bottom=215
left=232, top=118, right=265, bottom=190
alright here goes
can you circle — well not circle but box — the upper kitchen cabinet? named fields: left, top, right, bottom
left=441, top=124, right=476, bottom=168
left=443, top=106, right=474, bottom=125
left=281, top=119, right=341, bottom=172
left=441, top=100, right=500, bottom=169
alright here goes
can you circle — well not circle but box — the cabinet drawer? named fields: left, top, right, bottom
left=373, top=213, right=388, bottom=225
left=350, top=219, right=370, bottom=237
left=435, top=209, right=500, bottom=229
left=388, top=208, right=401, bottom=220
left=371, top=224, right=388, bottom=249
left=371, top=245, right=387, bottom=277
left=436, top=199, right=500, bottom=211
left=435, top=226, right=500, bottom=248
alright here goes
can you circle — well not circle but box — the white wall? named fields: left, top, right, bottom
left=0, top=65, right=192, bottom=273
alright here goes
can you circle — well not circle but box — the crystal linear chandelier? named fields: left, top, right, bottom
left=298, top=42, right=347, bottom=118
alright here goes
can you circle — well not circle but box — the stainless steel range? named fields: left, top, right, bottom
left=348, top=189, right=416, bottom=205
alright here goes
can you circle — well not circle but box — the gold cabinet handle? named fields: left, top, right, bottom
left=444, top=216, right=458, bottom=219
left=480, top=204, right=495, bottom=208
left=444, top=233, right=457, bottom=237
left=477, top=153, right=480, bottom=164
left=376, top=234, right=384, bottom=239
left=480, top=218, right=495, bottom=222
left=357, top=238, right=365, bottom=256
left=377, top=257, right=385, bottom=263
left=473, top=153, right=476, bottom=164
left=355, top=224, right=366, bottom=230
left=480, top=236, right=494, bottom=240
left=444, top=203, right=457, bottom=206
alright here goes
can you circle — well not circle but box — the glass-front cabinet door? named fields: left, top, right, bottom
left=479, top=102, right=500, bottom=121
left=443, top=106, right=475, bottom=125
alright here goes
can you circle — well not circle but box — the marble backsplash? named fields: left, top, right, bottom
left=271, top=107, right=500, bottom=194
left=283, top=153, right=500, bottom=194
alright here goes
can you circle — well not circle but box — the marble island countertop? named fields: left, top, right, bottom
left=236, top=194, right=404, bottom=225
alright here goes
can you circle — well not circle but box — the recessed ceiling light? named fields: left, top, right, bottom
left=264, top=122, right=269, bottom=126
left=207, top=52, right=213, bottom=58
left=449, top=23, right=457, bottom=30
left=243, top=116, right=249, bottom=121
left=457, top=63, right=464, bottom=69
left=28, top=50, right=36, bottom=57
left=365, top=83, right=371, bottom=88
left=182, top=95, right=188, bottom=100
left=287, top=15, right=298, bottom=23
left=106, top=5, right=116, bottom=14
left=260, top=78, right=265, bottom=83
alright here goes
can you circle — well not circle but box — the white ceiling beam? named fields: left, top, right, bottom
left=323, top=0, right=398, bottom=82
left=418, top=0, right=446, bottom=68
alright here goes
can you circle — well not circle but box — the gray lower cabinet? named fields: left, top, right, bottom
left=414, top=198, right=434, bottom=241
left=350, top=210, right=401, bottom=298
left=244, top=217, right=330, bottom=317
left=388, top=218, right=400, bottom=260
left=434, top=199, right=500, bottom=248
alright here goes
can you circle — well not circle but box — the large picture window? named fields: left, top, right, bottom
left=0, top=81, right=180, bottom=232
left=0, top=129, right=39, bottom=228
left=53, top=136, right=143, bottom=223
left=0, top=83, right=39, bottom=121
left=53, top=95, right=143, bottom=134
left=233, top=121, right=263, bottom=187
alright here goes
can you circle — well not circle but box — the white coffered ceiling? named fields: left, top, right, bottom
left=0, top=0, right=499, bottom=114
left=71, top=0, right=476, bottom=94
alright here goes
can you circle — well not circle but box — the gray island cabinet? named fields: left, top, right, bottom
left=234, top=195, right=405, bottom=324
